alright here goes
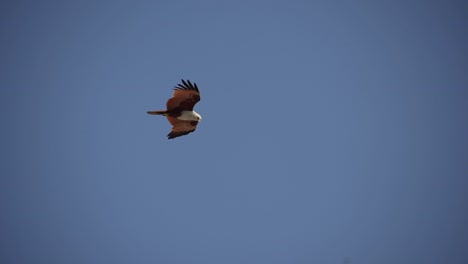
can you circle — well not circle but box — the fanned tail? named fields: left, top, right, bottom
left=147, top=110, right=166, bottom=115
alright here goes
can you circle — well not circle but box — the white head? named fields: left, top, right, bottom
left=194, top=111, right=202, bottom=121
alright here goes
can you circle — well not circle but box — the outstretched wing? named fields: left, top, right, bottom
left=166, top=79, right=200, bottom=111
left=166, top=116, right=198, bottom=139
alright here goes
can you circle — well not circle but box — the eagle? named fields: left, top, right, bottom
left=147, top=79, right=202, bottom=139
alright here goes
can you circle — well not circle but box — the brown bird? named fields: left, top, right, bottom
left=147, top=79, right=202, bottom=139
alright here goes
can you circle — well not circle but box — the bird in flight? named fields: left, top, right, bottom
left=147, top=79, right=202, bottom=139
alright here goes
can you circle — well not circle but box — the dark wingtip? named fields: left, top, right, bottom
left=174, top=79, right=200, bottom=93
left=167, top=128, right=195, bottom=139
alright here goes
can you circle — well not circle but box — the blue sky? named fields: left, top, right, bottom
left=1, top=1, right=468, bottom=263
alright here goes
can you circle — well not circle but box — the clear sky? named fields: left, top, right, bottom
left=1, top=1, right=468, bottom=263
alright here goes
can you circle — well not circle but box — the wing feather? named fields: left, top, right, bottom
left=166, top=79, right=201, bottom=111
left=166, top=116, right=198, bottom=139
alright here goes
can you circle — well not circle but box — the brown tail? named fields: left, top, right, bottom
left=147, top=110, right=166, bottom=115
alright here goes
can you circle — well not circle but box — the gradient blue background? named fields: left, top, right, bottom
left=1, top=1, right=467, bottom=263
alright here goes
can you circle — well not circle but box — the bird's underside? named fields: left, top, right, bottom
left=147, top=79, right=202, bottom=139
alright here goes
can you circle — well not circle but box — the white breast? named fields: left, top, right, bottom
left=178, top=110, right=202, bottom=121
